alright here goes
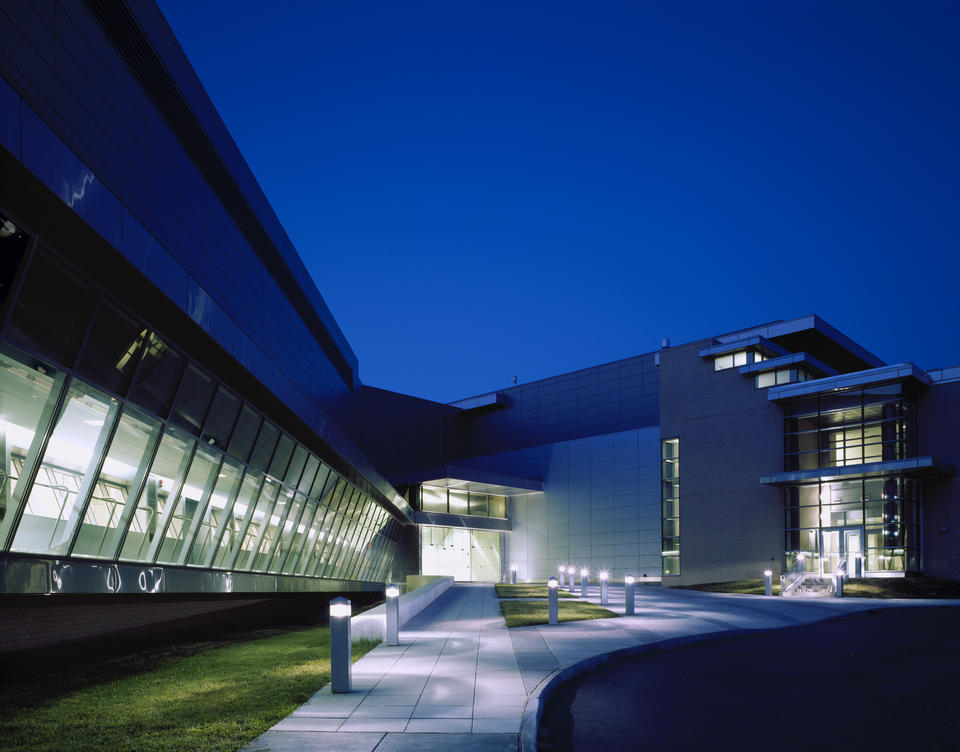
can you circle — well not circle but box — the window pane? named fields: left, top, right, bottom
left=227, top=406, right=260, bottom=463
left=170, top=365, right=214, bottom=435
left=72, top=406, right=161, bottom=559
left=128, top=331, right=184, bottom=418
left=212, top=468, right=263, bottom=569
left=202, top=386, right=240, bottom=450
left=235, top=477, right=280, bottom=570
left=489, top=495, right=506, bottom=518
left=298, top=455, right=319, bottom=495
left=155, top=444, right=219, bottom=564
left=284, top=445, right=308, bottom=487
left=0, top=349, right=59, bottom=547
left=249, top=420, right=279, bottom=472
left=271, top=492, right=307, bottom=573
left=268, top=434, right=294, bottom=479
left=449, top=490, right=468, bottom=515
left=7, top=247, right=97, bottom=367
left=119, top=427, right=194, bottom=562
left=186, top=456, right=242, bottom=566
left=421, top=486, right=447, bottom=512
left=469, top=493, right=488, bottom=517
left=77, top=302, right=145, bottom=396
left=252, top=486, right=295, bottom=571
left=12, top=381, right=119, bottom=555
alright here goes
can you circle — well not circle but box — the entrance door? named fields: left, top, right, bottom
left=820, top=527, right=862, bottom=577
left=844, top=529, right=862, bottom=577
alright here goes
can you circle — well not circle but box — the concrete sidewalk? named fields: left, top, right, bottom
left=240, top=583, right=959, bottom=752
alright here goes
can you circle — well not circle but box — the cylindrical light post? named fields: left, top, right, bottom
left=625, top=574, right=635, bottom=615
left=330, top=597, right=352, bottom=693
left=763, top=570, right=773, bottom=597
left=510, top=564, right=518, bottom=585
left=385, top=584, right=400, bottom=646
left=834, top=573, right=844, bottom=598
left=558, top=565, right=566, bottom=589
left=580, top=568, right=589, bottom=597
left=567, top=566, right=576, bottom=592
left=547, top=577, right=559, bottom=625
left=599, top=570, right=609, bottom=605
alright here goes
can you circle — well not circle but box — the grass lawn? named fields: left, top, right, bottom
left=495, top=583, right=578, bottom=599
left=0, top=627, right=378, bottom=752
left=500, top=599, right=619, bottom=628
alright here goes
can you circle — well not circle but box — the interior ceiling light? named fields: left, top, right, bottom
left=0, top=219, right=18, bottom=238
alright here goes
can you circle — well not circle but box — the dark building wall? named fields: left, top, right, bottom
left=0, top=1, right=397, bottom=505
left=454, top=352, right=659, bottom=461
left=353, top=386, right=465, bottom=481
left=659, top=341, right=784, bottom=585
left=917, top=379, right=960, bottom=578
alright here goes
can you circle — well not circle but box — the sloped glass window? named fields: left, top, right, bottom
left=170, top=365, right=214, bottom=435
left=77, top=302, right=146, bottom=396
left=155, top=444, right=219, bottom=564
left=128, top=331, right=184, bottom=418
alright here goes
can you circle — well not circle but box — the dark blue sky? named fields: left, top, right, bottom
left=157, top=0, right=959, bottom=403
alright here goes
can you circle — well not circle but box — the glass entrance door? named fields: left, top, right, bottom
left=820, top=526, right=863, bottom=577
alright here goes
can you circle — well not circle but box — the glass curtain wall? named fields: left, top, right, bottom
left=783, top=385, right=915, bottom=471
left=661, top=438, right=679, bottom=576
left=420, top=526, right=501, bottom=581
left=0, top=241, right=399, bottom=583
left=419, top=485, right=507, bottom=518
left=784, top=476, right=920, bottom=574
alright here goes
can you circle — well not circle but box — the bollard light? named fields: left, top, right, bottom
left=763, top=569, right=773, bottom=597
left=580, top=568, right=589, bottom=597
left=599, top=570, right=609, bottom=605
left=330, top=596, right=352, bottom=692
left=385, top=583, right=400, bottom=646
left=625, top=574, right=636, bottom=615
left=855, top=553, right=863, bottom=578
left=834, top=573, right=844, bottom=598
left=558, top=565, right=566, bottom=588
left=547, top=576, right=559, bottom=625
left=567, top=565, right=576, bottom=592
left=510, top=564, right=518, bottom=585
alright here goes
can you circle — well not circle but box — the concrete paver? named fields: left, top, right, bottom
left=241, top=582, right=960, bottom=752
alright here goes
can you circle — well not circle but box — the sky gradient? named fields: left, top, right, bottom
left=157, top=0, right=959, bottom=403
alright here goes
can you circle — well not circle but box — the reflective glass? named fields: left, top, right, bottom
left=119, top=427, right=194, bottom=562
left=7, top=247, right=97, bottom=367
left=203, top=386, right=240, bottom=450
left=77, top=302, right=145, bottom=396
left=170, top=364, right=214, bottom=435
left=269, top=491, right=306, bottom=572
left=128, top=331, right=184, bottom=418
left=249, top=420, right=279, bottom=472
left=298, top=455, right=319, bottom=495
left=212, top=468, right=263, bottom=568
left=72, top=406, right=160, bottom=559
left=469, top=493, right=488, bottom=517
left=489, top=495, right=507, bottom=518
left=186, top=456, right=241, bottom=566
left=268, top=434, right=294, bottom=479
left=284, top=445, right=308, bottom=487
left=11, top=381, right=119, bottom=555
left=235, top=478, right=280, bottom=570
left=155, top=444, right=219, bottom=564
left=252, top=485, right=294, bottom=571
left=287, top=497, right=321, bottom=574
left=421, top=485, right=447, bottom=512
left=0, top=349, right=60, bottom=548
left=449, top=490, right=468, bottom=515
left=227, top=406, right=261, bottom=463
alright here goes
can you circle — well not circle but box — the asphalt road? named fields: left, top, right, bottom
left=539, top=606, right=960, bottom=752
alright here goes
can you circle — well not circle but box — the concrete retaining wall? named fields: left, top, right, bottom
left=351, top=576, right=453, bottom=641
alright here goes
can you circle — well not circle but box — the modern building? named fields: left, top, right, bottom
left=0, top=1, right=957, bottom=650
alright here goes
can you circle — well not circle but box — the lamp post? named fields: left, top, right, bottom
left=599, top=570, right=609, bottom=605
left=547, top=577, right=559, bottom=625
left=567, top=566, right=576, bottom=592
left=763, top=570, right=773, bottom=597
left=580, top=568, right=589, bottom=597
left=625, top=574, right=635, bottom=615
left=385, top=584, right=400, bottom=646
left=510, top=564, right=518, bottom=585
left=558, top=565, right=566, bottom=588
left=329, top=597, right=352, bottom=692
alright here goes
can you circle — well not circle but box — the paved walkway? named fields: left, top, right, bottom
left=240, top=583, right=960, bottom=752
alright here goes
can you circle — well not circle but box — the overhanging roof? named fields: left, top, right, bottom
left=761, top=457, right=956, bottom=486
left=389, top=464, right=543, bottom=496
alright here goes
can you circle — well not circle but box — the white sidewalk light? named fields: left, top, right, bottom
left=385, top=583, right=400, bottom=646
left=580, top=567, right=589, bottom=597
left=330, top=596, right=352, bottom=692
left=510, top=564, right=518, bottom=585
left=834, top=573, right=844, bottom=598
left=855, top=553, right=863, bottom=578
left=625, top=574, right=636, bottom=615
left=763, top=570, right=773, bottom=597
left=558, top=565, right=566, bottom=588
left=599, top=570, right=609, bottom=605
left=568, top=565, right=576, bottom=592
left=547, top=576, right=559, bottom=625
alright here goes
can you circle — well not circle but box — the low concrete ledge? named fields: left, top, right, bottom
left=351, top=575, right=453, bottom=641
